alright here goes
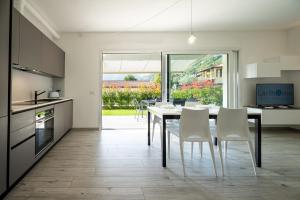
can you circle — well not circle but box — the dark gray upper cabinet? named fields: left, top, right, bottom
left=12, top=8, right=65, bottom=77
left=0, top=0, right=10, bottom=118
left=19, top=13, right=42, bottom=71
left=12, top=9, right=20, bottom=65
left=41, top=35, right=65, bottom=77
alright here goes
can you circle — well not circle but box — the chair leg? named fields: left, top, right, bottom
left=247, top=140, right=257, bottom=176
left=137, top=108, right=140, bottom=120
left=208, top=141, right=217, bottom=177
left=180, top=141, right=186, bottom=176
left=218, top=139, right=224, bottom=176
left=168, top=131, right=171, bottom=159
left=191, top=142, right=194, bottom=159
left=224, top=141, right=228, bottom=158
left=152, top=121, right=156, bottom=142
left=199, top=142, right=203, bottom=158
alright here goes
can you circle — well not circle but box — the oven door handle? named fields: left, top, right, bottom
left=36, top=116, right=54, bottom=123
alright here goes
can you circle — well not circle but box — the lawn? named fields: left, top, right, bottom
left=102, top=109, right=137, bottom=116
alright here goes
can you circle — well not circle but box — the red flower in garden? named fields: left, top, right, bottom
left=180, top=80, right=214, bottom=90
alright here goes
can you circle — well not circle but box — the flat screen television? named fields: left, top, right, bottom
left=256, top=84, right=294, bottom=107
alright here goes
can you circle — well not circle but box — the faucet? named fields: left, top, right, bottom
left=34, top=90, right=46, bottom=104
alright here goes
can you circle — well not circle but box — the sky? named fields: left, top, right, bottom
left=103, top=73, right=154, bottom=81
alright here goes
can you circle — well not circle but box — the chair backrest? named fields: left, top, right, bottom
left=216, top=107, right=250, bottom=140
left=179, top=108, right=211, bottom=140
left=133, top=98, right=140, bottom=106
left=172, top=98, right=186, bottom=106
left=185, top=101, right=201, bottom=107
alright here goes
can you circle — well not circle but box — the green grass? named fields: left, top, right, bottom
left=102, top=109, right=137, bottom=116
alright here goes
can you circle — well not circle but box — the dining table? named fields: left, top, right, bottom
left=147, top=106, right=262, bottom=168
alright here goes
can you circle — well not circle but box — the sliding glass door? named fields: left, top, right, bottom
left=167, top=54, right=229, bottom=107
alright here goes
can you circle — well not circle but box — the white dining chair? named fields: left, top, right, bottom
left=133, top=99, right=142, bottom=120
left=167, top=108, right=217, bottom=177
left=184, top=101, right=203, bottom=158
left=216, top=107, right=256, bottom=176
left=151, top=102, right=173, bottom=142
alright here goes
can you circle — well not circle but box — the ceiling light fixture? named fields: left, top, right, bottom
left=188, top=0, right=196, bottom=44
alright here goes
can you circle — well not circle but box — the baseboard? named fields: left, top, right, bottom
left=72, top=128, right=100, bottom=131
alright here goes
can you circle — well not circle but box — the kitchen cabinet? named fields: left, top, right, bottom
left=0, top=0, right=10, bottom=196
left=11, top=9, right=20, bottom=65
left=12, top=8, right=65, bottom=77
left=0, top=0, right=10, bottom=118
left=41, top=35, right=65, bottom=77
left=64, top=100, right=73, bottom=132
left=54, top=100, right=73, bottom=142
left=54, top=103, right=65, bottom=142
left=0, top=117, right=8, bottom=195
left=19, top=13, right=42, bottom=72
left=11, top=110, right=35, bottom=132
left=9, top=111, right=36, bottom=186
left=9, top=136, right=35, bottom=186
left=10, top=123, right=35, bottom=148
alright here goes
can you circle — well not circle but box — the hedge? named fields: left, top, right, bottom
left=102, top=86, right=222, bottom=109
left=171, top=86, right=222, bottom=106
left=102, top=89, right=160, bottom=109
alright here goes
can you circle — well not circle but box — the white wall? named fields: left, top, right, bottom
left=12, top=69, right=53, bottom=102
left=58, top=31, right=288, bottom=128
left=287, top=26, right=300, bottom=54
left=286, top=26, right=300, bottom=107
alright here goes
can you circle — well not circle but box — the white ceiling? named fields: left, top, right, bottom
left=28, top=0, right=300, bottom=32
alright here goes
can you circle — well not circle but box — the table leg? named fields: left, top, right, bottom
left=255, top=115, right=262, bottom=167
left=214, top=137, right=218, bottom=146
left=162, top=116, right=166, bottom=167
left=148, top=111, right=151, bottom=146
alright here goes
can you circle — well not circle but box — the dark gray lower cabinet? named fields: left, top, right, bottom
left=65, top=101, right=73, bottom=133
left=54, top=103, right=65, bottom=142
left=9, top=136, right=35, bottom=186
left=9, top=110, right=36, bottom=186
left=0, top=117, right=8, bottom=195
left=8, top=101, right=73, bottom=187
left=54, top=101, right=73, bottom=142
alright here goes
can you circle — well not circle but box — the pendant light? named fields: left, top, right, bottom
left=188, top=0, right=196, bottom=44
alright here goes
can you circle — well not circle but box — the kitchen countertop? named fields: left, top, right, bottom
left=11, top=98, right=73, bottom=114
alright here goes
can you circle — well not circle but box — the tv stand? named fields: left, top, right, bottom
left=247, top=106, right=300, bottom=126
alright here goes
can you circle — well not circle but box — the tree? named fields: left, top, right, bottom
left=124, top=74, right=137, bottom=81
left=153, top=73, right=161, bottom=84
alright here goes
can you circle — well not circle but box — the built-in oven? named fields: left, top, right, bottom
left=35, top=108, right=54, bottom=155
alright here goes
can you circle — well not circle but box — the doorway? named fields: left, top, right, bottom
left=101, top=53, right=162, bottom=130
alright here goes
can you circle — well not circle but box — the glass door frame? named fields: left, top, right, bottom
left=162, top=50, right=239, bottom=108
left=100, top=51, right=163, bottom=130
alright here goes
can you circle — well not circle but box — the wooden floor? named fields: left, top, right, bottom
left=5, top=127, right=300, bottom=200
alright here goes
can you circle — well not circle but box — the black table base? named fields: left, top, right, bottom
left=147, top=111, right=262, bottom=168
